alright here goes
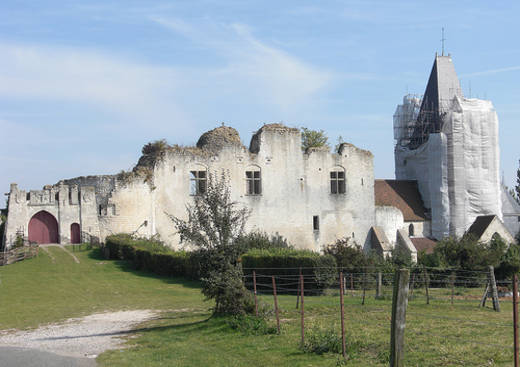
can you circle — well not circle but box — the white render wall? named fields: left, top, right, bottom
left=3, top=183, right=99, bottom=247
left=4, top=125, right=375, bottom=252
left=126, top=126, right=375, bottom=251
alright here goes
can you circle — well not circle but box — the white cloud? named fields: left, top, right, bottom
left=460, top=65, right=520, bottom=78
left=0, top=43, right=190, bottom=127
left=150, top=17, right=333, bottom=111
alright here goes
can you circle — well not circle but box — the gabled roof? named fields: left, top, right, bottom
left=410, top=237, right=437, bottom=254
left=374, top=179, right=427, bottom=221
left=371, top=226, right=392, bottom=253
left=466, top=215, right=497, bottom=239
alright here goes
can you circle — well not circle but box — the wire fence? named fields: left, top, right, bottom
left=242, top=267, right=519, bottom=366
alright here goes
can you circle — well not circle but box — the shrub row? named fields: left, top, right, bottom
left=241, top=248, right=337, bottom=295
left=105, top=234, right=200, bottom=279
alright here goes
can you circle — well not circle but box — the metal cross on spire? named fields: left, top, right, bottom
left=441, top=27, right=446, bottom=56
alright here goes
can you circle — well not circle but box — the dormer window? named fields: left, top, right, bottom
left=190, top=170, right=207, bottom=195
left=330, top=168, right=346, bottom=194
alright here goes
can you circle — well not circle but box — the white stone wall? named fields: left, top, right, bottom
left=3, top=183, right=98, bottom=247
left=3, top=125, right=375, bottom=252
left=401, top=220, right=431, bottom=238
left=479, top=217, right=515, bottom=244
left=146, top=127, right=375, bottom=251
left=375, top=206, right=403, bottom=245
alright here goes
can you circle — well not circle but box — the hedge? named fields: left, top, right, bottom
left=241, top=248, right=337, bottom=295
left=104, top=234, right=200, bottom=279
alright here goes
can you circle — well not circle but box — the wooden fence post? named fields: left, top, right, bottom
left=423, top=268, right=430, bottom=305
left=376, top=271, right=382, bottom=299
left=513, top=274, right=519, bottom=367
left=362, top=272, right=366, bottom=305
left=489, top=266, right=500, bottom=312
left=350, top=273, right=354, bottom=296
left=390, top=269, right=410, bottom=367
left=450, top=272, right=455, bottom=305
left=272, top=276, right=280, bottom=334
left=339, top=272, right=346, bottom=359
left=296, top=267, right=301, bottom=309
left=253, top=271, right=258, bottom=317
left=300, top=273, right=305, bottom=347
left=409, top=273, right=415, bottom=300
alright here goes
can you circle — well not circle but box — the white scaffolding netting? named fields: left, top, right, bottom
left=444, top=96, right=501, bottom=237
left=394, top=95, right=501, bottom=239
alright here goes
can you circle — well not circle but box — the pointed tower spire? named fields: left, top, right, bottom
left=408, top=54, right=463, bottom=148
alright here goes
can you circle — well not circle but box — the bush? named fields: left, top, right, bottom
left=496, top=243, right=520, bottom=280
left=227, top=315, right=278, bottom=335
left=301, top=322, right=363, bottom=357
left=433, top=234, right=507, bottom=271
left=236, top=231, right=292, bottom=254
left=105, top=234, right=198, bottom=279
left=241, top=248, right=336, bottom=295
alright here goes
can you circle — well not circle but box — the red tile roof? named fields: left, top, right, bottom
left=374, top=180, right=427, bottom=221
left=410, top=237, right=437, bottom=254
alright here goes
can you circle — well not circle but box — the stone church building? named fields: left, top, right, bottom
left=2, top=54, right=518, bottom=255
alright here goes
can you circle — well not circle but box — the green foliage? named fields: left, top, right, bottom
left=105, top=234, right=198, bottom=278
left=227, top=314, right=278, bottom=335
left=390, top=246, right=413, bottom=267
left=142, top=139, right=169, bottom=156
left=433, top=234, right=507, bottom=270
left=301, top=127, right=330, bottom=152
left=168, top=171, right=252, bottom=315
left=0, top=212, right=6, bottom=245
left=14, top=234, right=24, bottom=248
left=301, top=322, right=363, bottom=357
left=496, top=243, right=520, bottom=279
left=323, top=237, right=373, bottom=271
left=236, top=231, right=292, bottom=254
left=241, top=248, right=337, bottom=294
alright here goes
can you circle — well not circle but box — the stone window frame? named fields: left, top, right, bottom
left=330, top=166, right=346, bottom=195
left=245, top=166, right=262, bottom=196
left=189, top=167, right=208, bottom=196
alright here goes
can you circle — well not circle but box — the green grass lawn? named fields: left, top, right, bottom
left=0, top=245, right=205, bottom=330
left=0, top=247, right=515, bottom=366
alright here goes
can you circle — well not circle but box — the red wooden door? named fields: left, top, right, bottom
left=28, top=211, right=59, bottom=244
left=70, top=223, right=80, bottom=244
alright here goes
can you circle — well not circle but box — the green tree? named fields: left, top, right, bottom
left=168, top=171, right=253, bottom=315
left=301, top=127, right=329, bottom=152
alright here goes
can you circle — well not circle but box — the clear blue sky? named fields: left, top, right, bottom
left=1, top=1, right=519, bottom=201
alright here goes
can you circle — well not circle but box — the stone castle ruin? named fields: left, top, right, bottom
left=2, top=55, right=518, bottom=256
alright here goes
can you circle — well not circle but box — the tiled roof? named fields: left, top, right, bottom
left=410, top=237, right=437, bottom=254
left=374, top=179, right=427, bottom=221
left=466, top=215, right=496, bottom=239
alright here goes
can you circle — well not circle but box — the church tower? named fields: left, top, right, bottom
left=394, top=54, right=501, bottom=239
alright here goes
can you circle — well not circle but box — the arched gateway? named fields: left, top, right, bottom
left=28, top=211, right=59, bottom=244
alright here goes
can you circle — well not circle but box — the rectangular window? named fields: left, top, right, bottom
left=313, top=215, right=319, bottom=231
left=330, top=171, right=345, bottom=194
left=190, top=171, right=207, bottom=195
left=246, top=170, right=262, bottom=195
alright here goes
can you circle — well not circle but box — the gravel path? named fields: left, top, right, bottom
left=0, top=310, right=158, bottom=364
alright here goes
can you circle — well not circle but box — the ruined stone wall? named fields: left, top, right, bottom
left=3, top=124, right=375, bottom=252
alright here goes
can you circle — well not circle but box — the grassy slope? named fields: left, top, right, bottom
left=0, top=246, right=204, bottom=330
left=0, top=248, right=514, bottom=366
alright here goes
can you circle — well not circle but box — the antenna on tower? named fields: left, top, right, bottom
left=441, top=27, right=446, bottom=56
